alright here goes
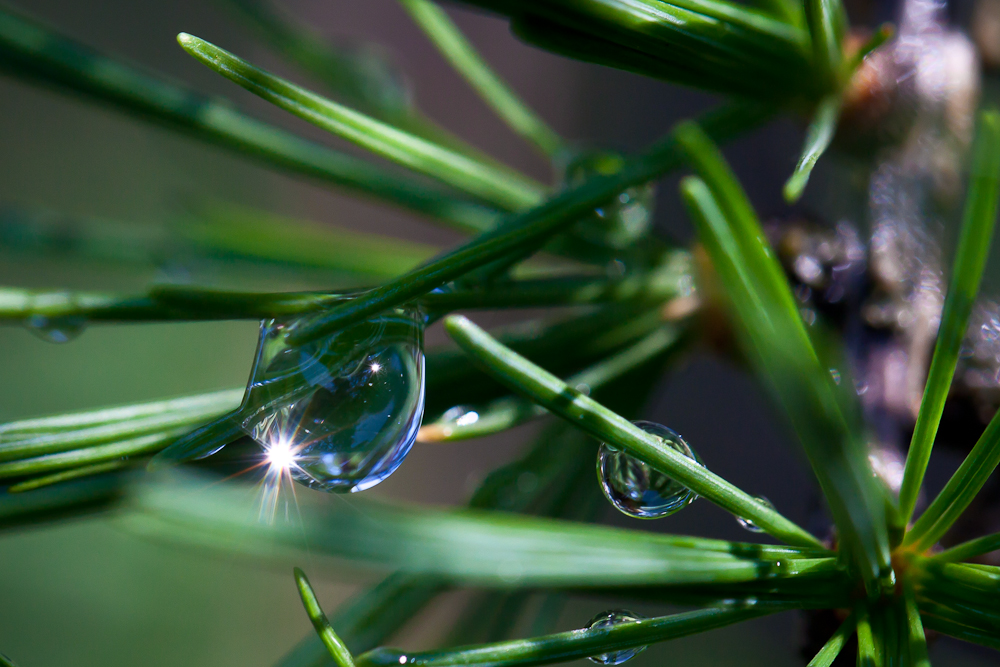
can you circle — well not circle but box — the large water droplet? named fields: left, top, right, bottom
left=25, top=314, right=86, bottom=343
left=240, top=305, right=425, bottom=493
left=736, top=495, right=775, bottom=533
left=585, top=609, right=647, bottom=665
left=597, top=420, right=700, bottom=519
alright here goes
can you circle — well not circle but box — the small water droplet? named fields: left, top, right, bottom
left=398, top=656, right=408, bottom=665
left=240, top=305, right=425, bottom=493
left=829, top=368, right=841, bottom=385
left=606, top=259, right=627, bottom=277
left=25, top=314, right=86, bottom=343
left=854, top=379, right=869, bottom=395
left=585, top=609, right=646, bottom=665
left=433, top=405, right=479, bottom=437
left=597, top=420, right=700, bottom=518
left=565, top=152, right=654, bottom=249
left=736, top=495, right=775, bottom=533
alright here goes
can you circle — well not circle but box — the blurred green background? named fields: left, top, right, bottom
left=0, top=0, right=994, bottom=665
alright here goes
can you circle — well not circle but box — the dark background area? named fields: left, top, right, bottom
left=0, top=0, right=992, bottom=665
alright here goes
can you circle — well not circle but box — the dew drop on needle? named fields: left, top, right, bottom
left=597, top=420, right=700, bottom=518
left=25, top=314, right=86, bottom=343
left=736, top=495, right=775, bottom=533
left=585, top=609, right=647, bottom=665
left=240, top=305, right=425, bottom=493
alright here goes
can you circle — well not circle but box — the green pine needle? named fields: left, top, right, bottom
left=177, top=33, right=547, bottom=212
left=805, top=612, right=855, bottom=667
left=933, top=531, right=1000, bottom=562
left=903, top=586, right=930, bottom=667
left=295, top=568, right=358, bottom=667
left=286, top=101, right=771, bottom=345
left=355, top=604, right=785, bottom=667
left=783, top=94, right=841, bottom=203
left=804, top=0, right=846, bottom=86
left=419, top=326, right=683, bottom=442
left=459, top=0, right=816, bottom=101
left=898, top=110, right=1000, bottom=526
left=133, top=471, right=837, bottom=587
left=904, top=403, right=1000, bottom=551
left=7, top=460, right=131, bottom=494
left=0, top=7, right=494, bottom=229
left=444, top=313, right=826, bottom=548
left=399, top=0, right=564, bottom=157
left=855, top=605, right=880, bottom=667
left=674, top=122, right=888, bottom=587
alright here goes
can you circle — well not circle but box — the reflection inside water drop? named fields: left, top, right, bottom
left=25, top=314, right=86, bottom=343
left=736, top=495, right=775, bottom=533
left=585, top=609, right=647, bottom=665
left=240, top=305, right=425, bottom=494
left=597, top=420, right=700, bottom=519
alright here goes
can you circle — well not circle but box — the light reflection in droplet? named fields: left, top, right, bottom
left=257, top=435, right=303, bottom=524
left=597, top=421, right=701, bottom=519
left=454, top=411, right=479, bottom=426
left=240, top=305, right=425, bottom=496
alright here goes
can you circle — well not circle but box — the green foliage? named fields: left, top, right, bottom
left=0, top=6, right=496, bottom=230
left=898, top=111, right=1000, bottom=526
left=2, top=0, right=1000, bottom=665
left=675, top=123, right=888, bottom=587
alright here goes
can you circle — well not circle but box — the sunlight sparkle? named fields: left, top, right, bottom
left=265, top=437, right=298, bottom=473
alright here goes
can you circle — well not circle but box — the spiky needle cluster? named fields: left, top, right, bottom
left=0, top=0, right=998, bottom=665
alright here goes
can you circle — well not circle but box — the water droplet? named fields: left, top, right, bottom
left=829, top=368, right=841, bottom=385
left=240, top=305, right=425, bottom=493
left=854, top=379, right=869, bottom=395
left=25, top=314, right=86, bottom=343
left=429, top=405, right=480, bottom=438
left=597, top=420, right=700, bottom=518
left=736, top=495, right=775, bottom=533
left=585, top=609, right=647, bottom=665
left=565, top=152, right=654, bottom=249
